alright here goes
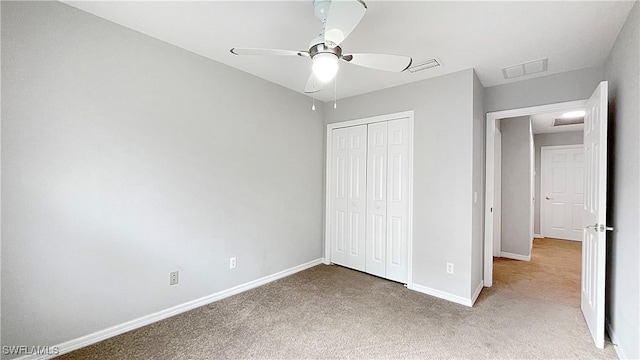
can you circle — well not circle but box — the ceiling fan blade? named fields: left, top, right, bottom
left=304, top=73, right=323, bottom=94
left=342, top=53, right=412, bottom=72
left=230, top=48, right=309, bottom=57
left=323, top=0, right=367, bottom=48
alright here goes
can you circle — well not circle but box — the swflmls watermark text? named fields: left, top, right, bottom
left=2, top=345, right=60, bottom=356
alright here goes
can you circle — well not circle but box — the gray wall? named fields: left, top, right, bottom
left=471, top=72, right=485, bottom=293
left=533, top=132, right=583, bottom=235
left=484, top=67, right=604, bottom=113
left=500, top=116, right=532, bottom=257
left=1, top=1, right=324, bottom=353
left=602, top=2, right=640, bottom=358
left=324, top=69, right=477, bottom=300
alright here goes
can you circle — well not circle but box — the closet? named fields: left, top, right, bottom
left=329, top=117, right=410, bottom=283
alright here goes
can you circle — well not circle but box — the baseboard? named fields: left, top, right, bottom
left=500, top=251, right=531, bottom=261
left=410, top=283, right=473, bottom=307
left=471, top=281, right=483, bottom=306
left=17, top=258, right=324, bottom=360
left=606, top=321, right=631, bottom=359
left=533, top=234, right=582, bottom=242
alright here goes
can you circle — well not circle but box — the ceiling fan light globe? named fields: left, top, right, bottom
left=312, top=53, right=339, bottom=83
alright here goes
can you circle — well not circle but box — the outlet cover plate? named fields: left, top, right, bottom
left=170, top=271, right=179, bottom=285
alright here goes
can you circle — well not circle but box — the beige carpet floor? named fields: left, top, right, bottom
left=59, top=238, right=617, bottom=359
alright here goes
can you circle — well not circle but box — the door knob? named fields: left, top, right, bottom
left=585, top=223, right=614, bottom=232
left=585, top=223, right=598, bottom=230
left=375, top=205, right=380, bottom=209
left=545, top=196, right=553, bottom=200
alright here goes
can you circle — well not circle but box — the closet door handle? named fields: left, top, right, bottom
left=375, top=205, right=380, bottom=209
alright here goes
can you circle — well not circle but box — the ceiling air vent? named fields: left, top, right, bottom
left=554, top=117, right=584, bottom=126
left=502, top=58, right=548, bottom=79
left=407, top=58, right=442, bottom=73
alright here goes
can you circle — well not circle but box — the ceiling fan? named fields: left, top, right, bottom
left=230, top=0, right=412, bottom=94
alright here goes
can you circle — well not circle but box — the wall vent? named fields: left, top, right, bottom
left=502, top=58, right=548, bottom=79
left=554, top=117, right=584, bottom=126
left=407, top=58, right=442, bottom=73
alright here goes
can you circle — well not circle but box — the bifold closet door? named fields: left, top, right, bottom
left=385, top=119, right=410, bottom=283
left=365, top=122, right=388, bottom=278
left=365, top=119, right=409, bottom=282
left=331, top=125, right=367, bottom=271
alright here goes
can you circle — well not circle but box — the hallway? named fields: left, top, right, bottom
left=492, top=237, right=582, bottom=307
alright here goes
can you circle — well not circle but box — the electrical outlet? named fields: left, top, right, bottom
left=446, top=263, right=454, bottom=274
left=229, top=257, right=236, bottom=269
left=169, top=271, right=179, bottom=285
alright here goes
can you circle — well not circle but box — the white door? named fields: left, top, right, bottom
left=365, top=122, right=387, bottom=278
left=541, top=146, right=585, bottom=241
left=331, top=125, right=367, bottom=271
left=493, top=128, right=502, bottom=256
left=581, top=81, right=608, bottom=349
left=385, top=119, right=410, bottom=283
left=331, top=118, right=410, bottom=283
left=365, top=119, right=410, bottom=282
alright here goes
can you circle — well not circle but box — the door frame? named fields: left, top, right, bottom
left=493, top=127, right=502, bottom=257
left=324, top=110, right=414, bottom=287
left=484, top=100, right=586, bottom=287
left=540, top=144, right=584, bottom=240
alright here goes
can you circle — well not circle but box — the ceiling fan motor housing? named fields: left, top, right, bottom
left=309, top=43, right=342, bottom=59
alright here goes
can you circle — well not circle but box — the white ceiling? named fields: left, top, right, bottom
left=530, top=110, right=584, bottom=135
left=64, top=1, right=635, bottom=102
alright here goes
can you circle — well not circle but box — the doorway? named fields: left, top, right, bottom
left=484, top=81, right=610, bottom=349
left=484, top=99, right=587, bottom=285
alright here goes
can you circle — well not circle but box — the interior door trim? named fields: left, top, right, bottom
left=324, top=110, right=414, bottom=287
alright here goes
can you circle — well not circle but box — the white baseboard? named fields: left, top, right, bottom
left=500, top=251, right=531, bottom=261
left=606, top=321, right=631, bottom=359
left=410, top=283, right=473, bottom=307
left=539, top=235, right=582, bottom=242
left=18, top=258, right=324, bottom=360
left=471, top=281, right=484, bottom=306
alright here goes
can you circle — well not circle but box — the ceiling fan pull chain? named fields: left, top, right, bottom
left=312, top=76, right=317, bottom=111
left=334, top=73, right=337, bottom=109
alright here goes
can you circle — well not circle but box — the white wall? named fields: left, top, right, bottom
left=471, top=72, right=485, bottom=294
left=500, top=116, right=533, bottom=258
left=1, top=1, right=324, bottom=354
left=602, top=2, right=640, bottom=358
left=533, top=132, right=583, bottom=235
left=324, top=69, right=478, bottom=301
